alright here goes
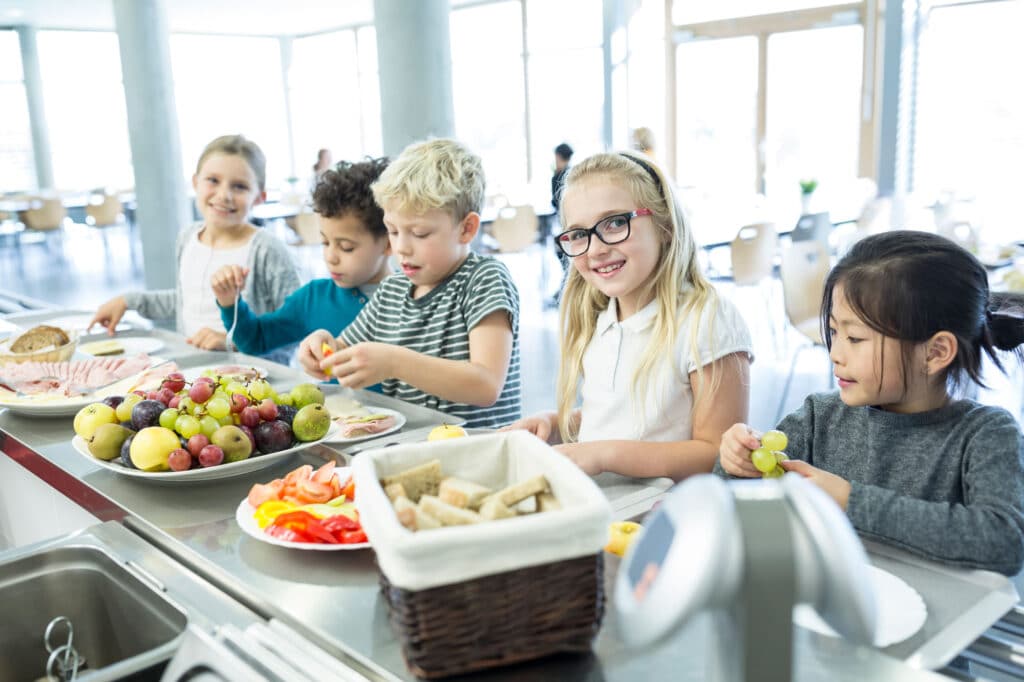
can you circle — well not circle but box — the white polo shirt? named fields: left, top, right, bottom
left=179, top=233, right=253, bottom=338
left=577, top=294, right=753, bottom=443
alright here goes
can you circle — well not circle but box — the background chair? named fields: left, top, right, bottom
left=776, top=240, right=832, bottom=421
left=85, top=192, right=123, bottom=227
left=20, top=197, right=68, bottom=261
left=730, top=222, right=780, bottom=354
left=489, top=205, right=539, bottom=253
left=293, top=210, right=322, bottom=246
left=790, top=211, right=832, bottom=244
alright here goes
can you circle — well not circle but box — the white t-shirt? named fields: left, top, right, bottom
left=577, top=293, right=753, bottom=443
left=179, top=232, right=253, bottom=337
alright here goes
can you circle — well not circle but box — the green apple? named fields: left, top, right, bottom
left=74, top=402, right=118, bottom=440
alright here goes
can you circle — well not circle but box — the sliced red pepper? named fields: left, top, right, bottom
left=270, top=510, right=339, bottom=544
left=321, top=515, right=360, bottom=533
left=264, top=525, right=309, bottom=543
left=336, top=529, right=367, bottom=545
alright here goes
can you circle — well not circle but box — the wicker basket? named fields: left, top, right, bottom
left=380, top=552, right=605, bottom=679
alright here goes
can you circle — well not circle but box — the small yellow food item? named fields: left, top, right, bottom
left=321, top=342, right=335, bottom=377
left=253, top=500, right=297, bottom=528
left=605, top=521, right=642, bottom=557
left=427, top=424, right=467, bottom=441
left=80, top=339, right=125, bottom=356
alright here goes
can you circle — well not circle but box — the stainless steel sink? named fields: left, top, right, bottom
left=0, top=522, right=261, bottom=682
left=0, top=545, right=186, bottom=682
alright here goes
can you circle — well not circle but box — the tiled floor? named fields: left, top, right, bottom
left=3, top=217, right=1022, bottom=425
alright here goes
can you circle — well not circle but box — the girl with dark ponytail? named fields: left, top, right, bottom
left=718, top=231, right=1024, bottom=575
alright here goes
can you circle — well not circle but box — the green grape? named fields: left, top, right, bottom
left=179, top=396, right=195, bottom=414
left=249, top=379, right=270, bottom=401
left=218, top=376, right=232, bottom=388
left=189, top=402, right=204, bottom=416
left=762, top=465, right=785, bottom=479
left=212, top=388, right=229, bottom=402
left=217, top=414, right=233, bottom=426
left=276, top=392, right=294, bottom=407
left=159, top=408, right=180, bottom=431
left=116, top=393, right=143, bottom=422
left=761, top=430, right=788, bottom=452
left=206, top=396, right=231, bottom=419
left=226, top=381, right=246, bottom=396
left=175, top=414, right=201, bottom=439
left=751, top=447, right=777, bottom=474
left=199, top=415, right=219, bottom=438
left=774, top=451, right=789, bottom=464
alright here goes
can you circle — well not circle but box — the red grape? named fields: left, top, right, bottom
left=168, top=448, right=192, bottom=472
left=239, top=406, right=261, bottom=428
left=257, top=398, right=279, bottom=422
left=156, top=387, right=177, bottom=406
left=189, top=381, right=214, bottom=404
left=146, top=390, right=161, bottom=402
left=162, top=373, right=186, bottom=393
left=168, top=394, right=182, bottom=409
left=229, top=393, right=249, bottom=414
left=186, top=434, right=210, bottom=458
left=198, top=444, right=225, bottom=467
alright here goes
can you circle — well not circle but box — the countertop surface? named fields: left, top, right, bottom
left=0, top=325, right=954, bottom=681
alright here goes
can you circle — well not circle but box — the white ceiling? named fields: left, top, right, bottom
left=0, top=0, right=374, bottom=36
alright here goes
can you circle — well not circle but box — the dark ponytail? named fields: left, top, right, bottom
left=987, top=292, right=1024, bottom=355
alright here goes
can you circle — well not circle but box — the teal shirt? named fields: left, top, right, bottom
left=219, top=279, right=381, bottom=391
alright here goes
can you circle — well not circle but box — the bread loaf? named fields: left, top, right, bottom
left=9, top=325, right=70, bottom=353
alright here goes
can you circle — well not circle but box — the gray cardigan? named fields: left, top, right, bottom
left=715, top=391, right=1024, bottom=575
left=124, top=223, right=300, bottom=334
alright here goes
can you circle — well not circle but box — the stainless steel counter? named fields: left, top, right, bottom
left=0, top=327, right=952, bottom=681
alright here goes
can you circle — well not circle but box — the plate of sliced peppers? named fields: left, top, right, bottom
left=235, top=462, right=370, bottom=550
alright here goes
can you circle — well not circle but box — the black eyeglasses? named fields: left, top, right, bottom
left=556, top=208, right=653, bottom=257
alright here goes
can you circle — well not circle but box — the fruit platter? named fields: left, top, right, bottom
left=236, top=462, right=370, bottom=550
left=71, top=369, right=340, bottom=482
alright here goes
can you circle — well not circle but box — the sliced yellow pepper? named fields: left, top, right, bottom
left=299, top=502, right=358, bottom=520
left=254, top=500, right=297, bottom=529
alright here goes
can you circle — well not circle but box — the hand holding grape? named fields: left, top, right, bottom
left=719, top=423, right=765, bottom=477
left=751, top=429, right=789, bottom=478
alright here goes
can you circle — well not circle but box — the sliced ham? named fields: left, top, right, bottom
left=338, top=414, right=397, bottom=438
left=0, top=354, right=161, bottom=397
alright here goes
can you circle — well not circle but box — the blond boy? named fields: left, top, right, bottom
left=298, top=139, right=522, bottom=428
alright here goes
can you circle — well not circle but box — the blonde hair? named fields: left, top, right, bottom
left=631, top=127, right=656, bottom=154
left=556, top=152, right=720, bottom=442
left=371, top=138, right=485, bottom=221
left=196, top=134, right=267, bottom=191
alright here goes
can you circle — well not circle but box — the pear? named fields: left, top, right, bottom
left=87, top=423, right=135, bottom=461
left=210, top=425, right=253, bottom=463
left=292, top=404, right=330, bottom=442
left=290, top=383, right=325, bottom=409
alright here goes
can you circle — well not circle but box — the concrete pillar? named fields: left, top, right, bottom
left=373, top=0, right=454, bottom=156
left=279, top=36, right=297, bottom=181
left=876, top=0, right=907, bottom=197
left=112, top=0, right=188, bottom=290
left=16, top=26, right=54, bottom=190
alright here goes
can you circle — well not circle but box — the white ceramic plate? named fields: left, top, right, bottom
left=184, top=363, right=271, bottom=382
left=0, top=360, right=166, bottom=417
left=71, top=421, right=339, bottom=483
left=235, top=467, right=370, bottom=551
left=80, top=336, right=165, bottom=357
left=793, top=565, right=927, bottom=647
left=324, top=407, right=406, bottom=444
left=42, top=313, right=132, bottom=334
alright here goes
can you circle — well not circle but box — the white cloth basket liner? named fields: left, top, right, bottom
left=352, top=430, right=612, bottom=591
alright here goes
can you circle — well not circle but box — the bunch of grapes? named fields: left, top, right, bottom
left=750, top=429, right=789, bottom=479
left=100, top=369, right=323, bottom=472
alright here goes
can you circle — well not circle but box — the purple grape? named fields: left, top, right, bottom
left=102, top=395, right=125, bottom=409
left=131, top=399, right=165, bottom=431
left=120, top=435, right=135, bottom=469
left=276, top=404, right=298, bottom=426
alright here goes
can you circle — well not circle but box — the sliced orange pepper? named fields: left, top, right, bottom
left=321, top=342, right=335, bottom=377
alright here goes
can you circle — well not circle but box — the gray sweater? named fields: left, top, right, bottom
left=716, top=392, right=1024, bottom=575
left=124, top=223, right=300, bottom=335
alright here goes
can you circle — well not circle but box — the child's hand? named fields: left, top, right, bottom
left=298, top=330, right=337, bottom=380
left=499, top=412, right=558, bottom=443
left=89, top=296, right=128, bottom=336
left=553, top=442, right=605, bottom=476
left=781, top=460, right=852, bottom=510
left=330, top=342, right=395, bottom=389
left=719, top=423, right=764, bottom=478
left=211, top=265, right=249, bottom=308
left=186, top=327, right=227, bottom=350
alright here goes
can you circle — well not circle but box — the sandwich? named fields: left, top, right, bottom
left=339, top=413, right=397, bottom=438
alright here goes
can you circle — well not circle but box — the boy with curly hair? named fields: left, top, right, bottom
left=210, top=157, right=392, bottom=358
left=298, top=139, right=522, bottom=428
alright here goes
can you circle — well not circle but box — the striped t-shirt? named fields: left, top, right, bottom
left=339, top=252, right=522, bottom=428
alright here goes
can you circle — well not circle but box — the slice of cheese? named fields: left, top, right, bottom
left=80, top=339, right=125, bottom=356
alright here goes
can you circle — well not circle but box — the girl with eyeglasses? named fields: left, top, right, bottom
left=503, top=152, right=753, bottom=480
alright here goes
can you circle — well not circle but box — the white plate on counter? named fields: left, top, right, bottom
left=80, top=336, right=165, bottom=357
left=235, top=467, right=370, bottom=551
left=324, top=407, right=406, bottom=444
left=71, top=421, right=339, bottom=483
left=794, top=565, right=927, bottom=647
left=184, top=363, right=271, bottom=382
